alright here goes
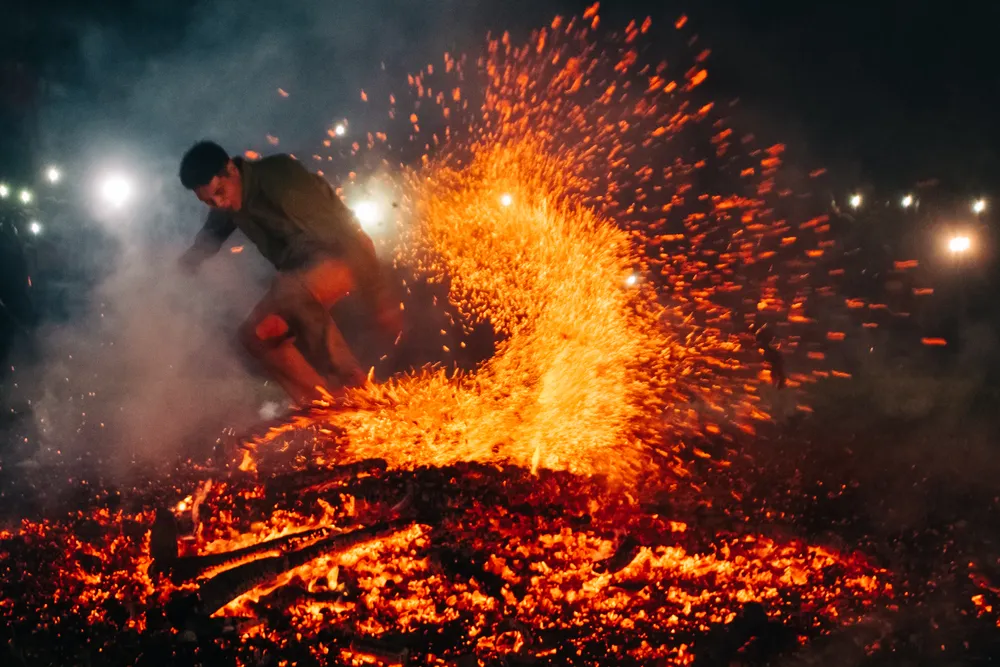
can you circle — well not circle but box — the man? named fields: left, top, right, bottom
left=178, top=141, right=398, bottom=406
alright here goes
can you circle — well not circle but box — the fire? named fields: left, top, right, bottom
left=250, top=8, right=850, bottom=477
left=0, top=7, right=910, bottom=665
left=289, top=141, right=662, bottom=480
left=0, top=464, right=890, bottom=664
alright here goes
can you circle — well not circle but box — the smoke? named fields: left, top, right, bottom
left=7, top=2, right=520, bottom=472
left=8, top=0, right=585, bottom=470
left=20, top=186, right=270, bottom=470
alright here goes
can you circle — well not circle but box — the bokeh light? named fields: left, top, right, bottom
left=350, top=199, right=383, bottom=232
left=948, top=235, right=971, bottom=254
left=99, top=174, right=133, bottom=209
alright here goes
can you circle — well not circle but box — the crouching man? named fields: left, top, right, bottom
left=178, top=141, right=399, bottom=406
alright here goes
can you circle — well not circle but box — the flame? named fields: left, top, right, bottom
left=248, top=8, right=848, bottom=478
left=0, top=8, right=916, bottom=664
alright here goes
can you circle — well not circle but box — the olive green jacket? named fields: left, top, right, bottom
left=191, top=154, right=385, bottom=306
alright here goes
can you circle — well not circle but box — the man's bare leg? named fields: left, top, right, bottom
left=241, top=294, right=331, bottom=407
left=292, top=258, right=366, bottom=388
left=257, top=338, right=329, bottom=406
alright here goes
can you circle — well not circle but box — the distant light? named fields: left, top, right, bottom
left=901, top=194, right=913, bottom=208
left=19, top=189, right=33, bottom=204
left=45, top=166, right=61, bottom=184
left=625, top=273, right=638, bottom=287
left=499, top=193, right=513, bottom=207
left=948, top=235, right=971, bottom=254
left=99, top=175, right=132, bottom=208
left=0, top=184, right=8, bottom=199
left=334, top=123, right=347, bottom=137
left=972, top=198, right=986, bottom=214
left=351, top=200, right=383, bottom=231
left=28, top=221, right=42, bottom=235
left=849, top=193, right=862, bottom=209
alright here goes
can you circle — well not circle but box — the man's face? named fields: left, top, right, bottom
left=194, top=161, right=243, bottom=211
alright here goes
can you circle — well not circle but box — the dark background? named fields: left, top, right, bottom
left=5, top=1, right=998, bottom=183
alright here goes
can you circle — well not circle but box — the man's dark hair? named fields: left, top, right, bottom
left=179, top=141, right=231, bottom=190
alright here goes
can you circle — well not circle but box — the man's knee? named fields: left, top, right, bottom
left=297, top=258, right=355, bottom=306
left=239, top=314, right=289, bottom=357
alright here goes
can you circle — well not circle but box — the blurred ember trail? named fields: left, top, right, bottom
left=1, top=7, right=902, bottom=666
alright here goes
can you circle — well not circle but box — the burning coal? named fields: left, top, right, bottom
left=1, top=463, right=887, bottom=666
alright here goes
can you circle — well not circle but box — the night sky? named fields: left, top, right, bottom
left=3, top=0, right=998, bottom=190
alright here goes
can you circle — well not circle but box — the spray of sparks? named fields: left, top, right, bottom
left=0, top=8, right=920, bottom=666
left=251, top=10, right=833, bottom=480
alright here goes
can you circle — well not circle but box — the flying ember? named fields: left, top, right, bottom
left=0, top=7, right=895, bottom=666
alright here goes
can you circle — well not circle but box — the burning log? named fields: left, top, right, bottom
left=149, top=506, right=179, bottom=567
left=267, top=458, right=390, bottom=490
left=163, top=526, right=331, bottom=584
left=593, top=533, right=641, bottom=574
left=347, top=637, right=410, bottom=665
left=173, top=519, right=415, bottom=622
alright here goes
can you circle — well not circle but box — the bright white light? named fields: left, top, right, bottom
left=45, top=166, right=61, bottom=184
left=499, top=193, right=513, bottom=207
left=19, top=189, right=32, bottom=204
left=849, top=193, right=862, bottom=209
left=99, top=175, right=132, bottom=208
left=948, top=235, right=971, bottom=253
left=0, top=184, right=8, bottom=199
left=625, top=273, right=638, bottom=287
left=901, top=194, right=913, bottom=208
left=972, top=198, right=986, bottom=214
left=351, top=200, right=383, bottom=231
left=28, top=221, right=42, bottom=235
left=334, top=123, right=347, bottom=137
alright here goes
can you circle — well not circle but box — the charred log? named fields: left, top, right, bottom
left=348, top=637, right=410, bottom=665
left=190, top=519, right=414, bottom=619
left=149, top=507, right=179, bottom=571
left=593, top=534, right=641, bottom=574
left=165, top=526, right=331, bottom=584
left=268, top=458, right=390, bottom=494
